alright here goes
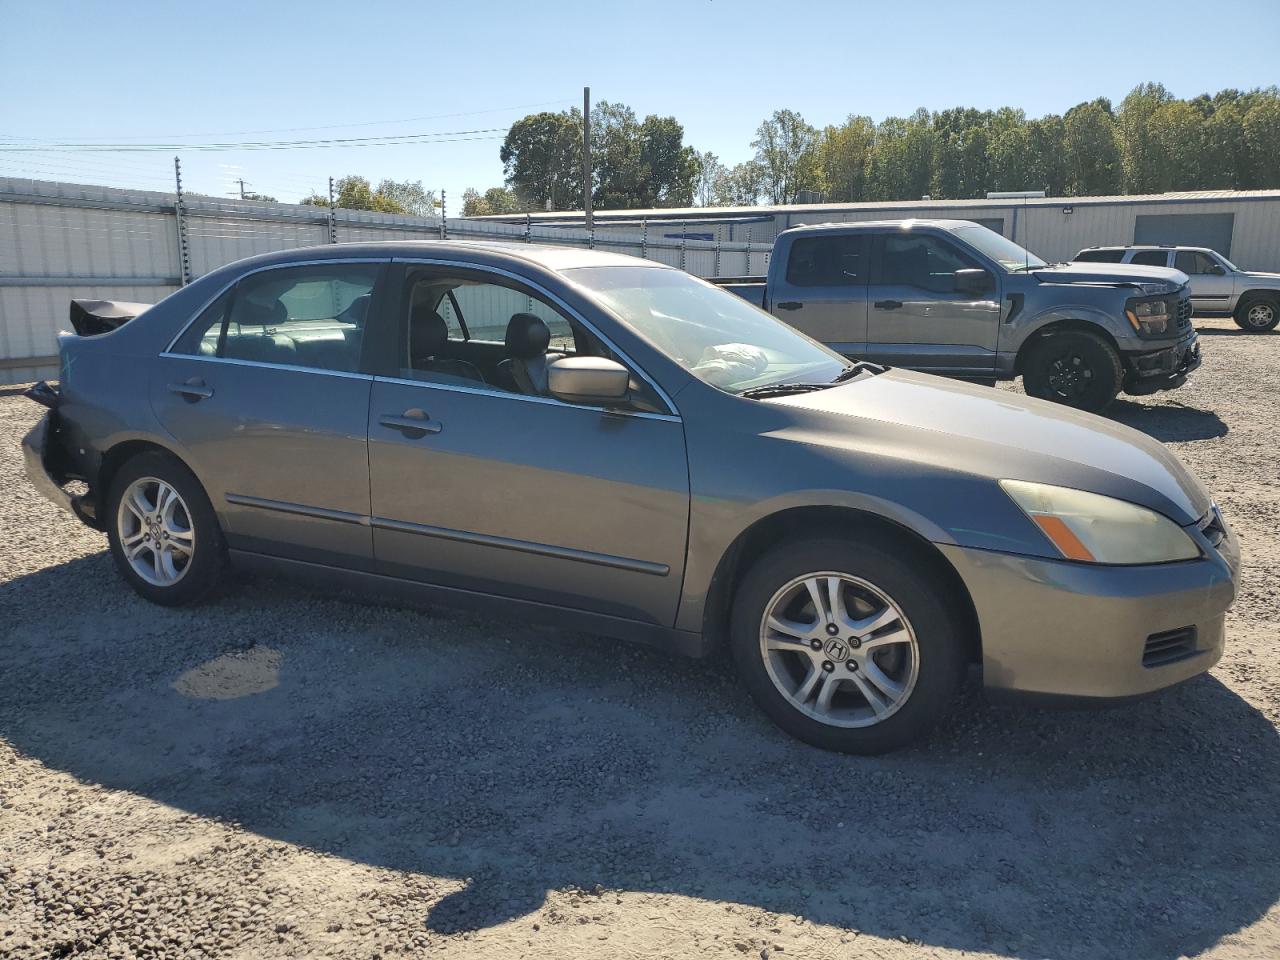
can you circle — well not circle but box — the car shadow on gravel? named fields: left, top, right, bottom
left=2, top=556, right=1278, bottom=960
left=1109, top=398, right=1228, bottom=442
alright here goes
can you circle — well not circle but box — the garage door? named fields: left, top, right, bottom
left=1134, top=213, right=1234, bottom=257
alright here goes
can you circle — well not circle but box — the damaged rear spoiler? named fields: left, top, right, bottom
left=68, top=298, right=153, bottom=337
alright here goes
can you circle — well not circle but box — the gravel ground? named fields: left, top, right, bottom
left=2, top=317, right=1278, bottom=960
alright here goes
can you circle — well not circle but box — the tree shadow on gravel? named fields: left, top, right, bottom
left=1109, top=398, right=1228, bottom=442
left=2, top=556, right=1278, bottom=960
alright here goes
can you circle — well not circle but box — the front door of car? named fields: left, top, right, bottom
left=1174, top=249, right=1236, bottom=314
left=365, top=266, right=690, bottom=627
left=769, top=233, right=868, bottom=359
left=152, top=260, right=387, bottom=569
left=864, top=232, right=1001, bottom=376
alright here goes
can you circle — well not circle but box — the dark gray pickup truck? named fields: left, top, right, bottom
left=715, top=219, right=1201, bottom=412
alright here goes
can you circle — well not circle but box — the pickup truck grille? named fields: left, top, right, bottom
left=1175, top=295, right=1193, bottom=330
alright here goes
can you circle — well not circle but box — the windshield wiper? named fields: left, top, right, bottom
left=831, top=361, right=884, bottom=382
left=739, top=382, right=834, bottom=399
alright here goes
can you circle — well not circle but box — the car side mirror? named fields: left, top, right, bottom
left=954, top=268, right=994, bottom=296
left=1207, top=264, right=1226, bottom=275
left=547, top=356, right=631, bottom=407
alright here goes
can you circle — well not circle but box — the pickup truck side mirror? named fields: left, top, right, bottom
left=1206, top=264, right=1227, bottom=276
left=547, top=356, right=631, bottom=407
left=954, top=268, right=994, bottom=297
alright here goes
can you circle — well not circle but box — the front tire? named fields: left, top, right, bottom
left=1234, top=295, right=1279, bottom=332
left=1022, top=329, right=1123, bottom=413
left=106, top=451, right=226, bottom=606
left=730, top=537, right=966, bottom=754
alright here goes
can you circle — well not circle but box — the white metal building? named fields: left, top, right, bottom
left=481, top=190, right=1280, bottom=273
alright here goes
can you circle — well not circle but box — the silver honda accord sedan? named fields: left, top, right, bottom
left=23, top=241, right=1241, bottom=753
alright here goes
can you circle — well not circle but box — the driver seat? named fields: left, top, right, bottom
left=495, top=313, right=563, bottom=396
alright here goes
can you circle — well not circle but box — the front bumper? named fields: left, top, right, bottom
left=939, top=516, right=1240, bottom=700
left=1123, top=330, right=1201, bottom=395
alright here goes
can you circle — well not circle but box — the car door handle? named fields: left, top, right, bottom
left=874, top=299, right=903, bottom=310
left=776, top=301, right=803, bottom=311
left=168, top=378, right=213, bottom=401
left=379, top=409, right=442, bottom=437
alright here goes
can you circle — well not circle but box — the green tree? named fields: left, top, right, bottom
left=500, top=109, right=583, bottom=210
left=711, top=161, right=764, bottom=206
left=752, top=109, right=821, bottom=204
left=1118, top=82, right=1175, bottom=192
left=300, top=175, right=408, bottom=213
left=461, top=186, right=521, bottom=217
left=814, top=115, right=874, bottom=202
left=376, top=179, right=437, bottom=217
left=865, top=109, right=935, bottom=201
left=1062, top=99, right=1121, bottom=195
left=1242, top=93, right=1280, bottom=188
left=692, top=151, right=723, bottom=206
left=590, top=103, right=698, bottom=208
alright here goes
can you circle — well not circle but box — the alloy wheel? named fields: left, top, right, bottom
left=1246, top=302, right=1276, bottom=329
left=1046, top=352, right=1094, bottom=401
left=759, top=572, right=919, bottom=728
left=116, top=476, right=196, bottom=587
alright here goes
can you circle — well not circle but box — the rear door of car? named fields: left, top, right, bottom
left=863, top=230, right=1001, bottom=376
left=767, top=232, right=869, bottom=359
left=364, top=261, right=690, bottom=628
left=1127, top=249, right=1173, bottom=269
left=152, top=258, right=389, bottom=570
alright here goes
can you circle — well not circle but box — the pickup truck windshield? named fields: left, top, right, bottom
left=569, top=266, right=848, bottom=394
left=953, top=224, right=1048, bottom=272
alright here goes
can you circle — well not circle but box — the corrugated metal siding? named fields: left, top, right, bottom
left=0, top=178, right=773, bottom=384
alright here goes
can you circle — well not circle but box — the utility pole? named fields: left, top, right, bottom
left=582, top=85, right=592, bottom=229
left=228, top=178, right=250, bottom=200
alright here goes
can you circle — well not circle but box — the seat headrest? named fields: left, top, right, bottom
left=341, top=294, right=371, bottom=325
left=410, top=303, right=449, bottom=357
left=237, top=297, right=287, bottom=328
left=505, top=313, right=551, bottom=359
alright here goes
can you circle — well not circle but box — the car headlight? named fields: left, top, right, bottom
left=1126, top=298, right=1170, bottom=336
left=1000, top=479, right=1200, bottom=564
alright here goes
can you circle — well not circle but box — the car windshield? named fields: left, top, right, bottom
left=567, top=266, right=849, bottom=394
left=953, top=224, right=1048, bottom=272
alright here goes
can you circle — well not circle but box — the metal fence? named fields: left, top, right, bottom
left=0, top=177, right=773, bottom=385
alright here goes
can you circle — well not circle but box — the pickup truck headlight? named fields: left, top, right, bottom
left=1126, top=298, right=1170, bottom=336
left=999, top=479, right=1200, bottom=564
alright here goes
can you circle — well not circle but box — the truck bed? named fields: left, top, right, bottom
left=708, top=276, right=767, bottom=308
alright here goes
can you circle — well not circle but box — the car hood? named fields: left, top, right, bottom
left=1040, top=262, right=1188, bottom=291
left=769, top=369, right=1212, bottom=525
left=1241, top=270, right=1280, bottom=282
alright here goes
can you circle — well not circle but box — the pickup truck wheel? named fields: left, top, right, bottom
left=106, top=451, right=226, bottom=606
left=1022, top=330, right=1122, bottom=413
left=1234, top=295, right=1279, bottom=332
left=729, top=537, right=965, bottom=754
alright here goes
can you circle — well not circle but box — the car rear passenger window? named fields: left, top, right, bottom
left=1074, top=249, right=1125, bottom=263
left=1130, top=250, right=1170, bottom=267
left=171, top=264, right=379, bottom=372
left=786, top=236, right=867, bottom=286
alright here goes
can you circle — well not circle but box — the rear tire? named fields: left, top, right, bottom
left=106, top=451, right=226, bottom=606
left=1022, top=329, right=1123, bottom=413
left=729, top=537, right=966, bottom=754
left=1234, top=295, right=1279, bottom=332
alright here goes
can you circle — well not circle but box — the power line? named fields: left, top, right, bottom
left=0, top=97, right=572, bottom=141
left=0, top=127, right=509, bottom=153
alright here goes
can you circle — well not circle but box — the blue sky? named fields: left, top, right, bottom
left=2, top=0, right=1278, bottom=207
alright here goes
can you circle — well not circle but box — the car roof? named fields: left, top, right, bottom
left=780, top=218, right=987, bottom=236
left=1078, top=244, right=1210, bottom=252
left=201, top=239, right=673, bottom=277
